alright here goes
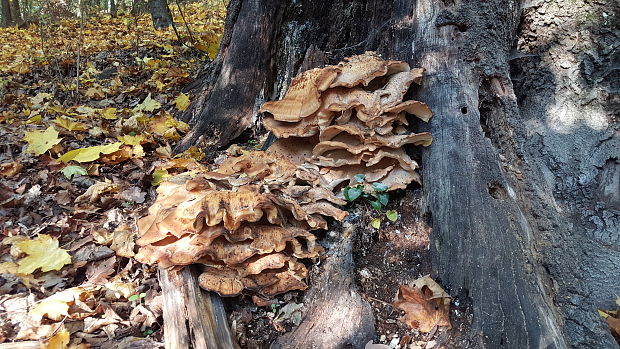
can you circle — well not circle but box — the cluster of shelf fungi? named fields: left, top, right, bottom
left=137, top=53, right=435, bottom=346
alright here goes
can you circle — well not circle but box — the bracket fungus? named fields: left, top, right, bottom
left=260, top=52, right=433, bottom=193
left=136, top=152, right=347, bottom=297
left=136, top=52, right=432, bottom=299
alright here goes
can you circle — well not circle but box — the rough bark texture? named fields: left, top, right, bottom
left=185, top=0, right=619, bottom=347
left=148, top=0, right=172, bottom=29
left=270, top=225, right=375, bottom=349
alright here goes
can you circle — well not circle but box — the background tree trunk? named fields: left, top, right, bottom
left=1, top=0, right=12, bottom=27
left=182, top=0, right=620, bottom=347
left=110, top=0, right=117, bottom=17
left=148, top=0, right=171, bottom=29
left=8, top=0, right=22, bottom=26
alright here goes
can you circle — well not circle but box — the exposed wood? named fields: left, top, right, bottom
left=159, top=266, right=237, bottom=349
left=270, top=224, right=375, bottom=349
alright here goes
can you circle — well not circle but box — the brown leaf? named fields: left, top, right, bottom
left=86, top=256, right=117, bottom=284
left=110, top=224, right=136, bottom=258
left=0, top=161, right=22, bottom=177
left=393, top=275, right=451, bottom=333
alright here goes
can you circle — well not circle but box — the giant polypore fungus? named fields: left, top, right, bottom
left=260, top=52, right=433, bottom=193
left=136, top=152, right=347, bottom=297
left=137, top=52, right=432, bottom=299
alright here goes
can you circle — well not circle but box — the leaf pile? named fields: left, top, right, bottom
left=135, top=151, right=348, bottom=297
left=0, top=2, right=226, bottom=347
left=393, top=275, right=452, bottom=333
left=261, top=52, right=433, bottom=194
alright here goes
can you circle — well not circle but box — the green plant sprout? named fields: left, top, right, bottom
left=342, top=174, right=400, bottom=229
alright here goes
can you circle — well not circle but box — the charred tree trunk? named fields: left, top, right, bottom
left=181, top=0, right=620, bottom=348
left=147, top=0, right=171, bottom=29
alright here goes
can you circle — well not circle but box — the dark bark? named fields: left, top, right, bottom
left=110, top=0, right=117, bottom=17
left=8, top=0, right=22, bottom=26
left=182, top=0, right=620, bottom=348
left=148, top=0, right=172, bottom=29
left=1, top=0, right=11, bottom=27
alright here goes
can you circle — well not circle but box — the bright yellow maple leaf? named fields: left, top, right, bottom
left=23, top=126, right=62, bottom=155
left=42, top=329, right=70, bottom=349
left=99, top=107, right=118, bottom=120
left=174, top=93, right=191, bottom=112
left=136, top=93, right=161, bottom=112
left=29, top=286, right=98, bottom=321
left=58, top=142, right=123, bottom=163
left=54, top=116, right=87, bottom=131
left=15, top=234, right=72, bottom=274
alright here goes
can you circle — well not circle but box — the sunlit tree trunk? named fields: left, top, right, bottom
left=147, top=0, right=171, bottom=29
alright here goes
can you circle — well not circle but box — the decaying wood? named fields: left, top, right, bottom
left=271, top=224, right=375, bottom=349
left=159, top=266, right=237, bottom=349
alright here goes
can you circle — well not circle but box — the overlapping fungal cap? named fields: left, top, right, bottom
left=260, top=52, right=433, bottom=193
left=135, top=152, right=347, bottom=297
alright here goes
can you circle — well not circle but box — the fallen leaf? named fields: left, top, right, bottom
left=371, top=218, right=381, bottom=229
left=61, top=165, right=88, bottom=179
left=23, top=126, right=62, bottom=155
left=136, top=93, right=161, bottom=112
left=0, top=161, right=22, bottom=177
left=14, top=234, right=72, bottom=274
left=75, top=181, right=119, bottom=204
left=58, top=142, right=123, bottom=163
left=86, top=256, right=116, bottom=284
left=110, top=224, right=136, bottom=258
left=29, top=286, right=98, bottom=321
left=54, top=116, right=87, bottom=131
left=42, top=328, right=70, bottom=349
left=174, top=93, right=190, bottom=111
left=393, top=275, right=451, bottom=333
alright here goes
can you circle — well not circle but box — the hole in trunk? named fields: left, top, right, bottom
left=487, top=182, right=507, bottom=200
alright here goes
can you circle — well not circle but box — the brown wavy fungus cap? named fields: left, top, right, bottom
left=136, top=152, right=347, bottom=297
left=260, top=52, right=433, bottom=193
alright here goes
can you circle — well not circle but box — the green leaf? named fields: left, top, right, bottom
left=370, top=200, right=382, bottom=210
left=386, top=210, right=399, bottom=222
left=61, top=165, right=87, bottom=179
left=353, top=174, right=366, bottom=183
left=128, top=295, right=139, bottom=302
left=377, top=192, right=389, bottom=206
left=372, top=182, right=388, bottom=192
left=371, top=218, right=381, bottom=229
left=344, top=186, right=363, bottom=201
left=139, top=292, right=147, bottom=299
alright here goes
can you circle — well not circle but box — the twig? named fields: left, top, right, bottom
left=76, top=0, right=84, bottom=101
left=175, top=0, right=195, bottom=43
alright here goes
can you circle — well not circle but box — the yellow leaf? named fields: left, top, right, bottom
left=25, top=114, right=42, bottom=125
left=117, top=134, right=146, bottom=146
left=15, top=234, right=72, bottom=274
left=54, top=117, right=87, bottom=131
left=29, top=286, right=98, bottom=321
left=42, top=329, right=70, bottom=349
left=151, top=168, right=170, bottom=186
left=23, top=126, right=62, bottom=155
left=58, top=142, right=123, bottom=163
left=136, top=93, right=161, bottom=112
left=75, top=106, right=97, bottom=117
left=99, top=107, right=118, bottom=120
left=174, top=93, right=190, bottom=112
left=0, top=261, right=18, bottom=274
